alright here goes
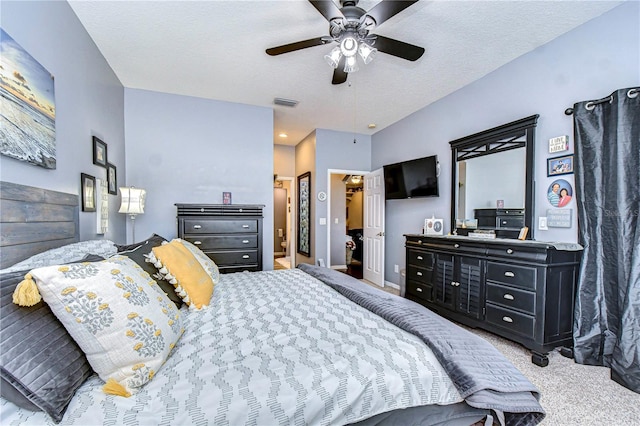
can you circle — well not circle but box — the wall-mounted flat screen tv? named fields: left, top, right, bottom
left=383, top=155, right=439, bottom=200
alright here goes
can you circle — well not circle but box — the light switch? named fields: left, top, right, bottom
left=335, top=218, right=339, bottom=224
left=319, top=217, right=327, bottom=225
left=539, top=217, right=548, bottom=230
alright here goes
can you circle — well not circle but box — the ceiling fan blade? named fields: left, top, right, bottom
left=332, top=56, right=348, bottom=85
left=266, top=37, right=329, bottom=56
left=364, top=0, right=419, bottom=26
left=374, top=35, right=425, bottom=61
left=308, top=0, right=345, bottom=22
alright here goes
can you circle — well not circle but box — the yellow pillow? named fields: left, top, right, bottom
left=150, top=240, right=214, bottom=309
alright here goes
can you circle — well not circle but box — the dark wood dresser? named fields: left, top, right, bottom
left=404, top=234, right=582, bottom=366
left=176, top=204, right=264, bottom=273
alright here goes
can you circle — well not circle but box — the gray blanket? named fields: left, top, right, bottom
left=298, top=264, right=545, bottom=426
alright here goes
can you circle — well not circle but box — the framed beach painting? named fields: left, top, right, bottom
left=297, top=171, right=311, bottom=257
left=0, top=28, right=56, bottom=169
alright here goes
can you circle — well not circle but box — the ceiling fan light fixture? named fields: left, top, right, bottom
left=340, top=36, right=358, bottom=57
left=344, top=55, right=359, bottom=73
left=358, top=42, right=377, bottom=64
left=324, top=46, right=342, bottom=69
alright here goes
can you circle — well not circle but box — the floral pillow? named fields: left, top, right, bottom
left=21, top=256, right=183, bottom=397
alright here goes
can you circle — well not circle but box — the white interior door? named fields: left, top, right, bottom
left=363, top=168, right=385, bottom=286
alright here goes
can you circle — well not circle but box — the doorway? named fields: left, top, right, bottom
left=327, top=169, right=369, bottom=279
left=273, top=176, right=294, bottom=269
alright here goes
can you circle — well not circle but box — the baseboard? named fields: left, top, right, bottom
left=274, top=251, right=284, bottom=256
left=331, top=264, right=347, bottom=270
left=384, top=280, right=400, bottom=290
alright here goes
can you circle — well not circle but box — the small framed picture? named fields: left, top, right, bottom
left=223, top=192, right=232, bottom=205
left=92, top=136, right=108, bottom=167
left=81, top=173, right=96, bottom=212
left=107, top=163, right=117, bottom=195
left=518, top=226, right=529, bottom=240
left=547, top=154, right=573, bottom=177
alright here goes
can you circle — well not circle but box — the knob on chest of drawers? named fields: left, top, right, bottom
left=416, top=287, right=423, bottom=293
left=193, top=225, right=202, bottom=229
left=416, top=255, right=423, bottom=260
left=242, top=240, right=250, bottom=244
left=416, top=271, right=423, bottom=276
left=242, top=224, right=250, bottom=228
left=503, top=293, right=515, bottom=300
left=193, top=241, right=202, bottom=245
left=504, top=271, right=515, bottom=277
left=242, top=254, right=250, bottom=259
left=502, top=316, right=514, bottom=323
left=506, top=249, right=514, bottom=254
left=454, top=244, right=460, bottom=248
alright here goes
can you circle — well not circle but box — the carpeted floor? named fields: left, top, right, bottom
left=361, top=281, right=640, bottom=425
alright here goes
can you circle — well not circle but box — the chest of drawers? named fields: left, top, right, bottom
left=405, top=234, right=582, bottom=366
left=176, top=204, right=264, bottom=273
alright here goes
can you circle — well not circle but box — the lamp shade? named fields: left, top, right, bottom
left=118, top=187, right=146, bottom=215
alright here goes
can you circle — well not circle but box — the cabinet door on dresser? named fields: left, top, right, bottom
left=434, top=253, right=455, bottom=311
left=456, top=256, right=483, bottom=320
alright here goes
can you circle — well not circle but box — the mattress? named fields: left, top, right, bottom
left=1, top=269, right=475, bottom=425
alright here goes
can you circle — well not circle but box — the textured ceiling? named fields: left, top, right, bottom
left=68, top=0, right=621, bottom=146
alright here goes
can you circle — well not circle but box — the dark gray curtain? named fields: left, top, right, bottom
left=572, top=87, right=640, bottom=393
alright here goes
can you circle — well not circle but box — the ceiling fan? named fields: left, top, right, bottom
left=266, top=0, right=425, bottom=85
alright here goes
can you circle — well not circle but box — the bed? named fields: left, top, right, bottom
left=0, top=182, right=545, bottom=426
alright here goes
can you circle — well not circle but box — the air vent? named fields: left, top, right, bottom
left=273, top=98, right=299, bottom=107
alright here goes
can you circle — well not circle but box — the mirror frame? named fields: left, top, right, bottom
left=449, top=115, right=539, bottom=239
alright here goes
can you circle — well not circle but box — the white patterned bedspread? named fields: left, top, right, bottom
left=1, top=269, right=462, bottom=425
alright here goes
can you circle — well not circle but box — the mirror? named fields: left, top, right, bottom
left=450, top=115, right=539, bottom=239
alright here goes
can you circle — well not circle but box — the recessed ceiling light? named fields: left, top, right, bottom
left=279, top=133, right=288, bottom=138
left=368, top=123, right=376, bottom=129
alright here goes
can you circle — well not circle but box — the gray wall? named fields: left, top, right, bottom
left=124, top=88, right=274, bottom=269
left=372, top=2, right=640, bottom=285
left=0, top=0, right=126, bottom=243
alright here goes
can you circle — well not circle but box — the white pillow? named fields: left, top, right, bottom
left=27, top=255, right=183, bottom=395
left=2, top=239, right=117, bottom=273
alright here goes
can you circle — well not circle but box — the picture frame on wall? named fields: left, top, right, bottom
left=107, top=163, right=117, bottom=195
left=81, top=173, right=96, bottom=212
left=297, top=171, right=311, bottom=257
left=547, top=154, right=574, bottom=177
left=92, top=136, right=108, bottom=167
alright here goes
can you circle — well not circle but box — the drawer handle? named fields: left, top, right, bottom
left=242, top=225, right=250, bottom=228
left=504, top=271, right=515, bottom=277
left=416, top=287, right=423, bottom=293
left=193, top=225, right=202, bottom=229
left=506, top=249, right=513, bottom=254
left=193, top=241, right=202, bottom=245
left=417, top=255, right=423, bottom=260
left=417, top=240, right=422, bottom=244
left=451, top=281, right=459, bottom=287
left=454, top=244, right=460, bottom=248
left=242, top=240, right=250, bottom=244
left=416, top=271, right=423, bottom=276
left=502, top=316, right=514, bottom=323
left=502, top=221, right=508, bottom=225
left=242, top=254, right=250, bottom=259
left=503, top=294, right=515, bottom=300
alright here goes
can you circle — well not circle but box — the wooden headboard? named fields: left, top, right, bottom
left=0, top=181, right=79, bottom=269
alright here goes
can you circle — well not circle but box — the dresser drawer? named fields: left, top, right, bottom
left=486, top=303, right=535, bottom=338
left=206, top=250, right=258, bottom=266
left=183, top=235, right=258, bottom=250
left=486, top=262, right=537, bottom=291
left=496, top=215, right=525, bottom=228
left=486, top=245, right=547, bottom=262
left=486, top=283, right=535, bottom=314
left=183, top=219, right=258, bottom=234
left=407, top=264, right=433, bottom=284
left=406, top=280, right=433, bottom=302
left=407, top=250, right=434, bottom=268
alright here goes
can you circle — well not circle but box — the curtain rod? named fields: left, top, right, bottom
left=565, top=88, right=639, bottom=115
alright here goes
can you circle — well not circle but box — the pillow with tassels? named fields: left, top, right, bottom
left=12, top=255, right=183, bottom=398
left=146, top=239, right=216, bottom=310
